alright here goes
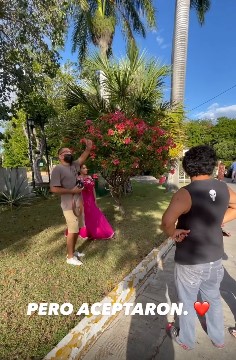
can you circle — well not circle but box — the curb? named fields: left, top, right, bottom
left=44, top=238, right=174, bottom=360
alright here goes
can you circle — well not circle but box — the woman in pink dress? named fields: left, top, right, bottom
left=78, top=164, right=114, bottom=240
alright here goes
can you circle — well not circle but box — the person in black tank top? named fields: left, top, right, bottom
left=161, top=145, right=236, bottom=350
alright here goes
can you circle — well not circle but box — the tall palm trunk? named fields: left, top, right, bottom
left=167, top=0, right=190, bottom=192
left=171, top=0, right=190, bottom=105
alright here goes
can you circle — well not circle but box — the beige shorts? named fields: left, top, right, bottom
left=63, top=209, right=84, bottom=234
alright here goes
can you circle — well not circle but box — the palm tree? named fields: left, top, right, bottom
left=171, top=0, right=211, bottom=105
left=66, top=46, right=170, bottom=120
left=71, top=0, right=156, bottom=66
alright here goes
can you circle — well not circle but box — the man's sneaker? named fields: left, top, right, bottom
left=66, top=256, right=83, bottom=266
left=74, top=251, right=85, bottom=258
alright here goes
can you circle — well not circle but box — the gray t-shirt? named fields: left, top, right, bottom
left=50, top=162, right=81, bottom=211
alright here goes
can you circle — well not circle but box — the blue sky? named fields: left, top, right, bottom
left=60, top=0, right=236, bottom=121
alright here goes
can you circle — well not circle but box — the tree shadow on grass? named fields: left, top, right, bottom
left=1, top=182, right=174, bottom=360
left=82, top=183, right=172, bottom=273
left=0, top=197, right=64, bottom=252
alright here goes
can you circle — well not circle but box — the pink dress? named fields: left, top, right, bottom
left=81, top=176, right=114, bottom=240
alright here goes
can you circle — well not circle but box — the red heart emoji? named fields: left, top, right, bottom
left=194, top=301, right=210, bottom=316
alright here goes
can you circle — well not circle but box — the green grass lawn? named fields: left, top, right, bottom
left=0, top=182, right=172, bottom=360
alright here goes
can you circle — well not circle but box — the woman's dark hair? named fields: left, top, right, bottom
left=182, top=145, right=217, bottom=177
left=77, top=163, right=86, bottom=175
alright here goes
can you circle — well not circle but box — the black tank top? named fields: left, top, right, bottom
left=175, top=179, right=229, bottom=265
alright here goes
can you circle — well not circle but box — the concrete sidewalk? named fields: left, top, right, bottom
left=82, top=184, right=236, bottom=360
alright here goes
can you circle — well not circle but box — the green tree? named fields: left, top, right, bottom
left=185, top=119, right=213, bottom=148
left=0, top=0, right=70, bottom=118
left=211, top=117, right=236, bottom=145
left=2, top=110, right=29, bottom=168
left=211, top=117, right=236, bottom=161
left=213, top=140, right=235, bottom=162
left=22, top=91, right=58, bottom=183
left=44, top=62, right=81, bottom=158
left=171, top=0, right=211, bottom=104
left=184, top=117, right=236, bottom=161
left=71, top=0, right=156, bottom=65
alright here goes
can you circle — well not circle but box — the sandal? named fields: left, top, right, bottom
left=222, top=229, right=231, bottom=237
left=229, top=327, right=236, bottom=338
left=166, top=323, right=192, bottom=350
left=212, top=342, right=224, bottom=349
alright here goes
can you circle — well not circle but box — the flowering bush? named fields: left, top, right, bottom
left=62, top=111, right=176, bottom=206
left=159, top=176, right=166, bottom=185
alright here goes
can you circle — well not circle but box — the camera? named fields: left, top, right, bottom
left=76, top=179, right=84, bottom=188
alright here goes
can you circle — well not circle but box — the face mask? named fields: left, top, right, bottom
left=64, top=154, right=74, bottom=164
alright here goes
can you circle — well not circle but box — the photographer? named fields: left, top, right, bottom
left=50, top=139, right=93, bottom=266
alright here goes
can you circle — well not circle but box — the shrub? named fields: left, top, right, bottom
left=62, top=111, right=176, bottom=208
left=33, top=185, right=51, bottom=199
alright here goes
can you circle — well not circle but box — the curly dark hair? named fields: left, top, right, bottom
left=182, top=145, right=217, bottom=177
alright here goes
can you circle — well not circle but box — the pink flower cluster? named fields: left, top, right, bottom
left=63, top=112, right=176, bottom=177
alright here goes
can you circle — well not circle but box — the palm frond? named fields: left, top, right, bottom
left=72, top=10, right=91, bottom=66
left=123, top=0, right=156, bottom=28
left=117, top=1, right=146, bottom=37
left=66, top=47, right=170, bottom=120
left=190, top=0, right=211, bottom=25
left=65, top=82, right=109, bottom=120
left=79, top=0, right=89, bottom=11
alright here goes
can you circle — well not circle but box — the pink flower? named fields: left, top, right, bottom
left=123, top=137, right=132, bottom=144
left=159, top=176, right=166, bottom=184
left=108, top=129, right=115, bottom=136
left=170, top=169, right=175, bottom=175
left=86, top=120, right=93, bottom=125
left=92, top=173, right=98, bottom=179
left=88, top=125, right=95, bottom=134
left=132, top=162, right=139, bottom=168
left=112, top=159, right=120, bottom=165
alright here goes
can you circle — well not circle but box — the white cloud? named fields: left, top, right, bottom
left=155, top=29, right=169, bottom=49
left=160, top=44, right=169, bottom=49
left=156, top=35, right=164, bottom=46
left=194, top=103, right=236, bottom=120
left=155, top=35, right=169, bottom=50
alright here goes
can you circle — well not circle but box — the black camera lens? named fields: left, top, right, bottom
left=76, top=179, right=84, bottom=188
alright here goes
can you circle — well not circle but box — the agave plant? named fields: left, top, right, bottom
left=0, top=171, right=33, bottom=210
left=32, top=185, right=51, bottom=199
